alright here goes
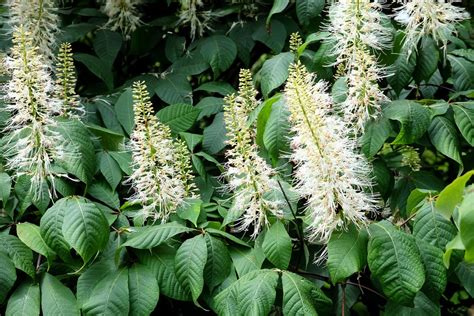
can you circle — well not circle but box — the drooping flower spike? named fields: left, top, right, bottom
left=324, top=1, right=392, bottom=132
left=177, top=0, right=215, bottom=41
left=394, top=0, right=470, bottom=56
left=103, top=0, right=143, bottom=38
left=7, top=0, right=60, bottom=62
left=1, top=26, right=63, bottom=200
left=126, top=81, right=196, bottom=222
left=223, top=69, right=283, bottom=238
left=284, top=58, right=378, bottom=243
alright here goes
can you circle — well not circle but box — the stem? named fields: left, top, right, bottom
left=36, top=254, right=42, bottom=272
left=341, top=283, right=346, bottom=316
left=277, top=180, right=305, bottom=268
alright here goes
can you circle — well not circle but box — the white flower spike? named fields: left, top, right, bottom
left=394, top=0, right=470, bottom=56
left=127, top=81, right=195, bottom=222
left=103, top=0, right=143, bottom=38
left=7, top=0, right=60, bottom=62
left=284, top=57, right=379, bottom=243
left=223, top=69, right=283, bottom=238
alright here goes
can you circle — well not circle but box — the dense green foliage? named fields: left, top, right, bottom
left=0, top=0, right=474, bottom=315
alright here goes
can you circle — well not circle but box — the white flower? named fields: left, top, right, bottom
left=223, top=69, right=283, bottom=238
left=7, top=0, right=60, bottom=62
left=103, top=0, right=143, bottom=38
left=324, top=0, right=392, bottom=132
left=1, top=26, right=64, bottom=200
left=177, top=0, right=215, bottom=41
left=394, top=0, right=470, bottom=56
left=126, top=81, right=195, bottom=222
left=284, top=61, right=378, bottom=243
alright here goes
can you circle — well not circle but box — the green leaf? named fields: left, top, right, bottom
left=388, top=50, right=416, bottom=95
left=414, top=37, right=439, bottom=83
left=459, top=191, right=474, bottom=262
left=413, top=198, right=457, bottom=250
left=384, top=100, right=431, bottom=144
left=170, top=51, right=209, bottom=76
left=204, top=234, right=232, bottom=291
left=428, top=116, right=462, bottom=166
left=176, top=199, right=202, bottom=226
left=87, top=124, right=124, bottom=151
left=262, top=221, right=292, bottom=269
left=77, top=260, right=117, bottom=306
left=260, top=52, right=293, bottom=98
left=74, top=53, right=113, bottom=90
left=229, top=246, right=265, bottom=277
left=99, top=151, right=122, bottom=190
left=199, top=36, right=237, bottom=76
left=61, top=196, right=109, bottom=263
left=415, top=239, right=446, bottom=300
left=137, top=247, right=191, bottom=301
left=93, top=30, right=122, bottom=68
left=237, top=270, right=279, bottom=315
left=203, top=112, right=227, bottom=154
left=40, top=200, right=71, bottom=261
left=448, top=53, right=474, bottom=91
left=296, top=0, right=325, bottom=26
left=155, top=73, right=192, bottom=104
left=256, top=95, right=278, bottom=147
left=55, top=119, right=96, bottom=185
left=195, top=97, right=223, bottom=120
left=180, top=132, right=203, bottom=151
left=114, top=88, right=134, bottom=135
left=16, top=223, right=55, bottom=259
left=0, top=235, right=35, bottom=279
left=367, top=221, right=425, bottom=305
left=5, top=281, right=40, bottom=316
left=253, top=20, right=287, bottom=53
left=194, top=81, right=236, bottom=96
left=384, top=292, right=440, bottom=316
left=0, top=172, right=12, bottom=203
left=82, top=268, right=130, bottom=316
left=436, top=170, right=474, bottom=219
left=128, top=264, right=160, bottom=315
left=40, top=273, right=80, bottom=316
left=453, top=102, right=474, bottom=146
left=0, top=252, right=16, bottom=304
left=87, top=180, right=120, bottom=209
left=360, top=117, right=392, bottom=158
left=327, top=226, right=368, bottom=284
left=109, top=151, right=132, bottom=175
left=266, top=0, right=289, bottom=25
left=157, top=103, right=200, bottom=133
left=206, top=228, right=251, bottom=248
left=455, top=261, right=474, bottom=297
left=281, top=271, right=331, bottom=316
left=175, top=235, right=207, bottom=303
left=263, top=98, right=291, bottom=161
left=122, top=222, right=193, bottom=249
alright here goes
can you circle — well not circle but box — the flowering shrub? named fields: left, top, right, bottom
left=0, top=0, right=473, bottom=315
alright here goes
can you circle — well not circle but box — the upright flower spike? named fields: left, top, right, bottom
left=8, top=0, right=60, bottom=62
left=394, top=0, right=470, bottom=56
left=284, top=60, right=378, bottom=243
left=223, top=69, right=283, bottom=238
left=103, top=0, right=143, bottom=38
left=127, top=81, right=195, bottom=222
left=1, top=26, right=63, bottom=199
left=55, top=42, right=83, bottom=118
left=324, top=0, right=391, bottom=132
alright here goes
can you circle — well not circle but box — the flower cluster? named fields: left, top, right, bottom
left=127, top=81, right=196, bottom=222
left=324, top=0, right=391, bottom=132
left=103, top=0, right=143, bottom=38
left=284, top=60, right=378, bottom=243
left=223, top=69, right=283, bottom=238
left=394, top=0, right=470, bottom=56
left=1, top=26, right=63, bottom=200
left=55, top=43, right=83, bottom=118
left=8, top=0, right=60, bottom=62
left=177, top=0, right=215, bottom=40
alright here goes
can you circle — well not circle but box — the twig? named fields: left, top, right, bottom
left=399, top=210, right=418, bottom=227
left=341, top=283, right=346, bottom=316
left=36, top=254, right=42, bottom=272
